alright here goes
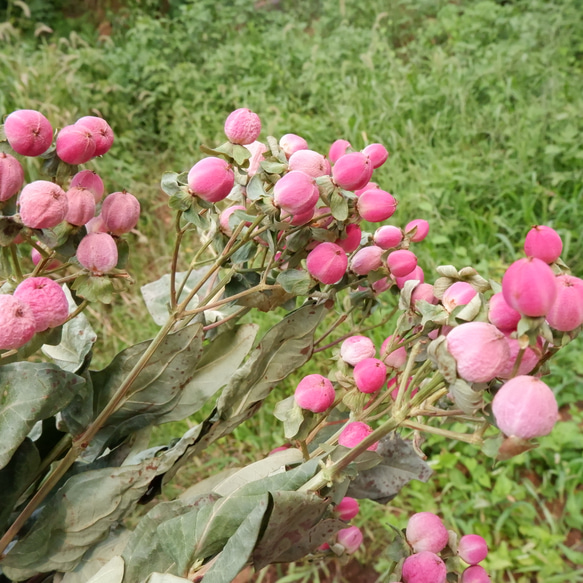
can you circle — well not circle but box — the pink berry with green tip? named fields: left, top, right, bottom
left=101, top=191, right=140, bottom=235
left=306, top=242, right=347, bottom=285
left=524, top=225, right=562, bottom=264
left=188, top=157, right=235, bottom=203
left=458, top=534, right=488, bottom=565
left=340, top=335, right=376, bottom=365
left=224, top=108, right=261, bottom=145
left=56, top=124, right=96, bottom=165
left=76, top=232, right=118, bottom=274
left=336, top=497, right=359, bottom=521
left=332, top=152, right=373, bottom=191
left=0, top=152, right=25, bottom=201
left=14, top=277, right=68, bottom=332
left=338, top=422, right=377, bottom=451
left=354, top=358, right=387, bottom=393
left=357, top=189, right=398, bottom=222
left=362, top=143, right=388, bottom=169
left=18, top=181, right=68, bottom=229
left=0, top=295, right=37, bottom=349
left=75, top=116, right=114, bottom=156
left=461, top=565, right=492, bottom=583
left=294, top=374, right=335, bottom=413
left=402, top=551, right=447, bottom=583
left=4, top=109, right=53, bottom=157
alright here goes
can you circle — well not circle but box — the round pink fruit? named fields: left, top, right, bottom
left=76, top=232, right=118, bottom=274
left=0, top=294, right=37, bottom=350
left=340, top=335, right=376, bottom=365
left=546, top=274, right=583, bottom=331
left=288, top=149, right=330, bottom=178
left=56, top=124, right=96, bottom=165
left=0, top=152, right=25, bottom=201
left=488, top=292, right=521, bottom=332
left=65, top=186, right=96, bottom=226
left=411, top=283, right=437, bottom=310
left=387, top=250, right=417, bottom=278
left=458, top=534, right=488, bottom=565
left=336, top=526, right=363, bottom=554
left=406, top=512, right=449, bottom=554
left=224, top=108, right=261, bottom=145
left=101, top=191, right=140, bottom=235
left=219, top=205, right=248, bottom=236
left=338, top=421, right=377, bottom=451
left=524, top=225, right=562, bottom=264
left=394, top=265, right=425, bottom=289
left=332, top=152, right=373, bottom=191
left=497, top=336, right=540, bottom=379
left=442, top=281, right=477, bottom=313
left=306, top=242, right=348, bottom=285
left=335, top=224, right=362, bottom=253
left=350, top=245, right=383, bottom=275
left=18, top=181, right=68, bottom=229
left=336, top=497, right=359, bottom=521
left=294, top=374, right=335, bottom=413
left=353, top=358, right=387, bottom=393
left=188, top=157, right=234, bottom=203
left=273, top=170, right=319, bottom=215
left=70, top=170, right=105, bottom=203
left=374, top=225, right=403, bottom=249
left=4, top=109, right=53, bottom=157
left=75, top=116, right=114, bottom=156
left=402, top=551, right=447, bottom=583
left=328, top=139, right=352, bottom=164
left=405, top=219, right=430, bottom=242
left=279, top=133, right=309, bottom=158
left=14, top=277, right=68, bottom=332
left=380, top=335, right=407, bottom=369
left=245, top=140, right=268, bottom=177
left=362, top=143, right=389, bottom=169
left=357, top=189, right=398, bottom=222
left=461, top=565, right=492, bottom=583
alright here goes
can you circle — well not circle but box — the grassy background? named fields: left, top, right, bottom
left=2, top=0, right=583, bottom=580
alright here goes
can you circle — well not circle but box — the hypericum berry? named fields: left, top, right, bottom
left=546, top=274, right=583, bottom=331
left=245, top=140, right=268, bottom=177
left=338, top=422, right=377, bottom=451
left=362, top=143, right=389, bottom=169
left=406, top=512, right=449, bottom=554
left=18, top=181, right=68, bottom=229
left=488, top=292, right=521, bottom=332
left=461, top=565, right=492, bottom=583
left=380, top=335, right=407, bottom=369
left=76, top=232, right=118, bottom=274
left=31, top=248, right=60, bottom=271
left=279, top=133, right=309, bottom=158
left=219, top=205, right=248, bottom=236
left=394, top=265, right=424, bottom=289
left=328, top=139, right=352, bottom=164
left=524, top=225, right=563, bottom=264
left=101, top=191, right=140, bottom=235
left=273, top=170, right=319, bottom=215
left=281, top=205, right=315, bottom=226
left=288, top=149, right=330, bottom=178
left=458, top=534, right=488, bottom=565
left=56, top=124, right=96, bottom=165
left=0, top=294, right=37, bottom=350
left=335, top=224, right=362, bottom=253
left=4, top=109, right=53, bottom=157
left=353, top=358, right=387, bottom=393
left=340, top=335, right=376, bottom=365
left=372, top=277, right=392, bottom=294
left=374, top=225, right=403, bottom=249
left=411, top=283, right=438, bottom=310
left=332, top=152, right=373, bottom=191
left=188, top=157, right=235, bottom=203
left=294, top=374, right=335, bottom=413
left=405, top=219, right=430, bottom=242
left=14, top=277, right=68, bottom=332
left=350, top=245, right=383, bottom=275
left=311, top=207, right=334, bottom=229
left=387, top=250, right=417, bottom=278
left=354, top=181, right=378, bottom=196
left=70, top=170, right=105, bottom=203
left=497, top=336, right=540, bottom=379
left=501, top=257, right=557, bottom=317
left=0, top=152, right=25, bottom=201
left=442, top=281, right=477, bottom=313
left=75, top=116, right=114, bottom=156
left=492, top=375, right=559, bottom=439
left=402, top=551, right=447, bottom=583
left=306, top=242, right=347, bottom=285
left=336, top=497, right=359, bottom=521
left=446, top=322, right=509, bottom=383
left=65, top=186, right=96, bottom=226
left=85, top=214, right=107, bottom=234
left=357, top=189, right=398, bottom=222
left=336, top=526, right=363, bottom=554
left=224, top=108, right=261, bottom=145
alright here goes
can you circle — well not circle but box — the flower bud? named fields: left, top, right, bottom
left=350, top=245, right=383, bottom=275
left=405, top=219, right=430, bottom=242
left=0, top=294, right=37, bottom=350
left=0, top=152, right=25, bottom=201
left=101, top=191, right=140, bottom=235
left=18, top=181, right=68, bottom=229
left=306, top=242, right=347, bottom=285
left=387, top=250, right=417, bottom=278
left=461, top=565, right=492, bottom=583
left=402, top=551, right=447, bottom=583
left=380, top=335, right=407, bottom=369
left=353, top=357, right=387, bottom=393
left=374, top=225, right=403, bottom=249
left=357, top=189, right=398, bottom=222
left=406, top=512, right=449, bottom=554
left=524, top=225, right=562, bottom=264
left=56, top=124, right=96, bottom=165
left=546, top=274, right=583, bottom=331
left=188, top=157, right=235, bottom=203
left=14, top=277, right=68, bottom=332
left=294, top=374, right=335, bottom=413
left=76, top=232, right=118, bottom=274
left=394, top=266, right=424, bottom=289
left=75, top=116, right=114, bottom=156
left=340, top=335, right=375, bottom=365
left=442, top=281, right=477, bottom=312
left=335, top=224, right=362, bottom=253
left=362, top=143, right=389, bottom=169
left=488, top=292, right=521, bottom=332
left=336, top=497, right=359, bottom=521
left=288, top=149, right=330, bottom=178
left=328, top=139, right=352, bottom=164
left=65, top=186, right=96, bottom=226
left=458, top=534, right=488, bottom=565
left=338, top=421, right=377, bottom=451
left=279, top=133, right=309, bottom=158
left=336, top=526, right=363, bottom=554
left=332, top=152, right=373, bottom=191
left=4, top=109, right=53, bottom=157
left=70, top=170, right=105, bottom=203
left=273, top=170, right=319, bottom=215
left=224, top=108, right=261, bottom=145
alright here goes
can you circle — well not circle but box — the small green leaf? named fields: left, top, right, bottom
left=231, top=144, right=252, bottom=166
left=116, top=238, right=130, bottom=270
left=168, top=189, right=193, bottom=212
left=427, top=336, right=458, bottom=383
left=161, top=172, right=181, bottom=197
left=72, top=274, right=115, bottom=303
left=329, top=190, right=349, bottom=221
left=260, top=160, right=287, bottom=174
left=276, top=269, right=313, bottom=295
left=246, top=174, right=267, bottom=201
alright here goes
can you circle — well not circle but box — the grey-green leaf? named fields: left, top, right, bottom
left=85, top=556, right=124, bottom=583
left=276, top=269, right=313, bottom=295
left=448, top=378, right=484, bottom=414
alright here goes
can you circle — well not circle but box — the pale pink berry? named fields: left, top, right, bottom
left=362, top=143, right=389, bottom=169
left=524, top=225, right=562, bottom=264
left=18, top=181, right=68, bottom=229
left=273, top=170, right=319, bottom=215
left=394, top=266, right=424, bottom=289
left=354, top=181, right=378, bottom=197
left=336, top=526, right=363, bottom=554
left=442, top=281, right=477, bottom=312
left=75, top=116, right=114, bottom=156
left=357, top=189, right=398, bottom=222
left=381, top=336, right=407, bottom=369
left=0, top=152, right=25, bottom=201
left=338, top=422, right=377, bottom=451
left=497, top=336, right=540, bottom=379
left=546, top=274, right=583, bottom=331
left=336, top=497, right=359, bottom=521
left=387, top=250, right=417, bottom=278
left=306, top=242, right=347, bottom=285
left=76, top=232, right=118, bottom=274
left=311, top=207, right=334, bottom=229
left=492, top=375, right=558, bottom=439
left=446, top=322, right=509, bottom=383
left=502, top=257, right=557, bottom=317
left=354, top=358, right=387, bottom=393
left=31, top=248, right=60, bottom=271
left=279, top=133, right=309, bottom=158
left=458, top=534, right=488, bottom=565
left=245, top=140, right=268, bottom=176
left=328, top=139, right=352, bottom=164
left=281, top=206, right=315, bottom=226
left=13, top=277, right=68, bottom=332
left=288, top=149, right=330, bottom=178
left=372, top=277, right=392, bottom=294
left=406, top=512, right=449, bottom=554
left=411, top=283, right=438, bottom=309
left=461, top=565, right=492, bottom=583
left=405, top=219, right=430, bottom=242
left=65, top=186, right=96, bottom=226
left=187, top=157, right=235, bottom=203
left=294, top=374, right=335, bottom=413
left=340, top=335, right=375, bottom=365
left=350, top=245, right=383, bottom=275
left=85, top=214, right=107, bottom=234
left=4, top=109, right=53, bottom=157
left=0, top=294, right=36, bottom=350
left=488, top=292, right=521, bottom=332
left=101, top=191, right=140, bottom=235
left=56, top=124, right=96, bottom=165
left=374, top=225, right=403, bottom=249
left=224, top=108, right=261, bottom=145
left=402, top=551, right=447, bottom=583
left=70, top=170, right=105, bottom=203
left=335, top=224, right=362, bottom=253
left=219, top=205, right=248, bottom=236
left=332, top=152, right=373, bottom=191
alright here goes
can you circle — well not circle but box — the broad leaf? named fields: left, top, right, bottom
left=276, top=269, right=313, bottom=295
left=147, top=575, right=191, bottom=583
left=85, top=556, right=124, bottom=583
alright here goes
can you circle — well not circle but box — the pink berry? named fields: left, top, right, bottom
left=405, top=219, right=430, bottom=242
left=219, top=205, right=248, bottom=236
left=18, top=181, right=68, bottom=229
left=458, top=534, right=488, bottom=565
left=0, top=294, right=37, bottom=350
left=497, top=336, right=540, bottom=379
left=350, top=245, right=383, bottom=275
left=306, top=242, right=347, bottom=285
left=402, top=551, right=447, bottom=583
left=188, top=157, right=235, bottom=203
left=281, top=206, right=315, bottom=226
left=311, top=207, right=334, bottom=229
left=411, top=283, right=438, bottom=309
left=279, top=133, right=309, bottom=158
left=76, top=232, right=118, bottom=274
left=357, top=189, right=398, bottom=222
left=488, top=292, right=521, bottom=332
left=245, top=140, right=268, bottom=177
left=387, top=250, right=417, bottom=278
left=338, top=422, right=377, bottom=451
left=31, top=248, right=60, bottom=271
left=354, top=181, right=378, bottom=197
left=372, top=276, right=392, bottom=294
left=394, top=266, right=424, bottom=289
left=546, top=274, right=583, bottom=331
left=362, top=143, right=389, bottom=169
left=13, top=277, right=68, bottom=332
left=0, top=152, right=25, bottom=201
left=65, top=186, right=96, bottom=226
left=353, top=358, right=387, bottom=393
left=406, top=512, right=449, bottom=554
left=336, top=526, right=363, bottom=554
left=492, top=375, right=558, bottom=439
left=70, top=170, right=105, bottom=203
left=294, top=374, right=335, bottom=413
left=502, top=257, right=557, bottom=317
left=336, top=497, right=359, bottom=521
left=224, top=108, right=261, bottom=145
left=335, top=224, right=362, bottom=253
left=75, top=116, right=114, bottom=156
left=374, top=225, right=403, bottom=249
left=56, top=124, right=96, bottom=165
left=4, top=109, right=53, bottom=157
left=381, top=336, right=407, bottom=369
left=442, top=281, right=477, bottom=313
left=524, top=225, right=562, bottom=264
left=340, top=335, right=376, bottom=365
left=85, top=214, right=107, bottom=234
left=101, top=191, right=140, bottom=235
left=461, top=565, right=492, bottom=583
left=273, top=170, right=319, bottom=215
left=288, top=149, right=331, bottom=178
left=446, top=322, right=509, bottom=383
left=332, top=152, right=373, bottom=191
left=328, top=139, right=352, bottom=164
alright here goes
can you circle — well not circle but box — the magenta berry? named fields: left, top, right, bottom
left=492, top=375, right=559, bottom=439
left=387, top=250, right=417, bottom=278
left=4, top=109, right=53, bottom=157
left=461, top=565, right=492, bottom=583
left=394, top=265, right=425, bottom=289
left=273, top=170, right=319, bottom=215
left=524, top=225, right=563, bottom=264
left=374, top=225, right=403, bottom=249
left=353, top=358, right=387, bottom=393
left=338, top=421, right=377, bottom=451
left=328, top=139, right=352, bottom=164
left=294, top=374, right=335, bottom=413
left=18, top=181, right=68, bottom=229
left=279, top=133, right=309, bottom=158
left=336, top=526, right=363, bottom=554
left=381, top=335, right=407, bottom=369
left=350, top=245, right=383, bottom=275
left=354, top=181, right=378, bottom=197
left=288, top=149, right=330, bottom=178
left=340, top=335, right=375, bottom=365
left=402, top=551, right=447, bottom=583
left=405, top=219, right=430, bottom=242
left=546, top=274, right=583, bottom=331
left=458, top=534, right=488, bottom=565
left=0, top=152, right=25, bottom=201
left=65, top=186, right=96, bottom=226
left=85, top=214, right=107, bottom=234
left=336, top=497, right=359, bottom=521
left=56, top=124, right=97, bottom=165
left=0, top=294, right=37, bottom=350
left=14, top=277, right=68, bottom=332
left=76, top=232, right=118, bottom=274
left=362, top=143, right=389, bottom=169
left=224, top=108, right=261, bottom=145
left=442, top=281, right=477, bottom=313
left=306, top=242, right=347, bottom=285
left=357, top=189, right=398, bottom=222
left=332, top=152, right=373, bottom=191
left=488, top=292, right=521, bottom=332
left=101, top=191, right=140, bottom=235
left=70, top=170, right=105, bottom=203
left=75, top=116, right=114, bottom=156
left=187, top=157, right=235, bottom=203
left=335, top=224, right=362, bottom=253
left=406, top=512, right=449, bottom=554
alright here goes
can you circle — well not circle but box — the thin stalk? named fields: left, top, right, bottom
left=394, top=343, right=423, bottom=411
left=510, top=347, right=525, bottom=378
left=62, top=300, right=88, bottom=325
left=169, top=211, right=184, bottom=309
left=202, top=306, right=250, bottom=332
left=402, top=420, right=484, bottom=446
left=9, top=244, right=23, bottom=282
